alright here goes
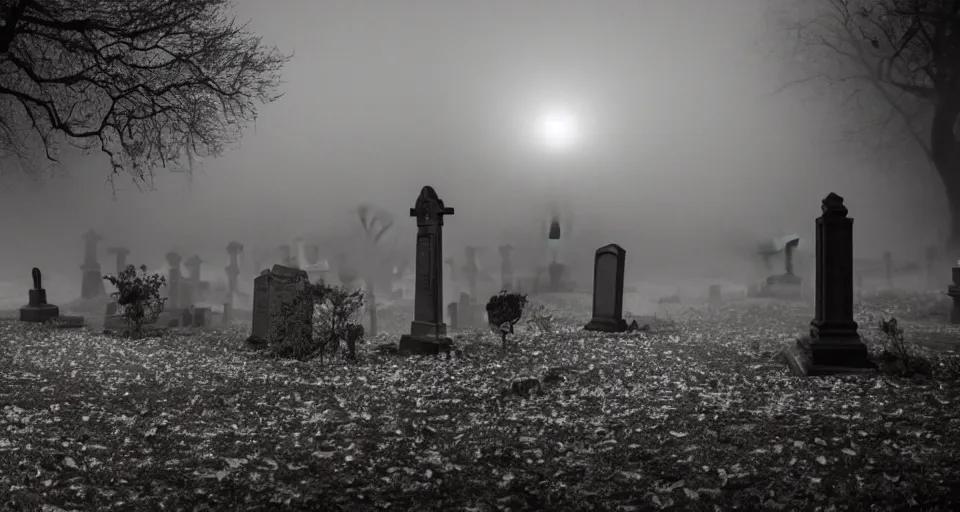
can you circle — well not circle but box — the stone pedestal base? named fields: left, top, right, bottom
left=398, top=334, right=452, bottom=356
left=780, top=334, right=875, bottom=376
left=410, top=320, right=447, bottom=338
left=20, top=303, right=59, bottom=322
left=584, top=317, right=627, bottom=333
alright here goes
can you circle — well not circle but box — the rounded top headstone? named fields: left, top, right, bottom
left=31, top=267, right=41, bottom=290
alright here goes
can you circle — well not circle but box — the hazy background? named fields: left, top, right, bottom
left=0, top=0, right=944, bottom=299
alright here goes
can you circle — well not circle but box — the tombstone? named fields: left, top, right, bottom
left=183, top=255, right=203, bottom=305
left=80, top=229, right=106, bottom=299
left=584, top=244, right=628, bottom=332
left=247, top=264, right=310, bottom=345
left=947, top=265, right=960, bottom=324
left=458, top=292, right=473, bottom=329
left=226, top=241, right=243, bottom=305
left=447, top=302, right=459, bottom=330
left=398, top=186, right=455, bottom=356
left=463, top=247, right=479, bottom=299
left=223, top=302, right=233, bottom=326
left=883, top=251, right=893, bottom=289
left=193, top=307, right=212, bottom=328
left=708, top=284, right=721, bottom=309
left=499, top=245, right=514, bottom=292
left=107, top=247, right=130, bottom=276
left=20, top=268, right=60, bottom=322
left=762, top=237, right=802, bottom=298
left=165, top=252, right=183, bottom=310
left=780, top=193, right=873, bottom=376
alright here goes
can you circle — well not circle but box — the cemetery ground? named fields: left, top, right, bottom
left=1, top=292, right=960, bottom=511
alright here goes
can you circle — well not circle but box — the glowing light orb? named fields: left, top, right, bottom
left=535, top=108, right=579, bottom=151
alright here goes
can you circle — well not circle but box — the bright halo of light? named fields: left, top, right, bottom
left=535, top=108, right=579, bottom=151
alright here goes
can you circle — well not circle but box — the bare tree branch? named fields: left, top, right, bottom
left=0, top=0, right=290, bottom=186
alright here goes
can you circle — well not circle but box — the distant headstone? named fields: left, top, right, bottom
left=781, top=193, right=873, bottom=376
left=193, top=307, right=212, bottom=328
left=584, top=244, right=628, bottom=332
left=247, top=264, right=310, bottom=345
left=447, top=302, right=458, bottom=330
left=398, top=186, right=455, bottom=356
left=223, top=302, right=233, bottom=326
left=499, top=245, right=514, bottom=292
left=458, top=292, right=473, bottom=329
left=20, top=267, right=60, bottom=322
left=183, top=255, right=203, bottom=305
left=80, top=230, right=106, bottom=299
left=762, top=237, right=802, bottom=299
left=226, top=242, right=243, bottom=305
left=107, top=247, right=130, bottom=276
left=709, top=285, right=721, bottom=309
left=463, top=247, right=479, bottom=299
left=165, top=252, right=183, bottom=310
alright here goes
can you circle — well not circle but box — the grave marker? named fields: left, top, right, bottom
left=183, top=255, right=203, bottom=306
left=781, top=193, right=873, bottom=376
left=80, top=230, right=106, bottom=299
left=226, top=241, right=243, bottom=305
left=398, top=186, right=454, bottom=355
left=20, top=267, right=60, bottom=322
left=247, top=264, right=310, bottom=345
left=584, top=244, right=628, bottom=332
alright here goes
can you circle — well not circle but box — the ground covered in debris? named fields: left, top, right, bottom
left=1, top=292, right=959, bottom=511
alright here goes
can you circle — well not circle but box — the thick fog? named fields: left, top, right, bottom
left=0, top=0, right=944, bottom=296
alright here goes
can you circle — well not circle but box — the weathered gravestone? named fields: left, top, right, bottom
left=166, top=252, right=183, bottom=310
left=584, top=244, right=628, bottom=332
left=80, top=230, right=107, bottom=299
left=107, top=247, right=129, bottom=276
left=447, top=302, right=458, bottom=330
left=20, top=268, right=60, bottom=322
left=780, top=193, right=874, bottom=376
left=398, top=186, right=455, bottom=355
left=247, top=264, right=310, bottom=345
left=499, top=244, right=514, bottom=292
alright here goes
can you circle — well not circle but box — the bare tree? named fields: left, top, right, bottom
left=0, top=0, right=289, bottom=187
left=770, top=0, right=960, bottom=251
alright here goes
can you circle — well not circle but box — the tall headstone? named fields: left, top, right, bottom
left=80, top=229, right=106, bottom=299
left=463, top=246, right=479, bottom=300
left=226, top=241, right=243, bottom=305
left=584, top=244, right=628, bottom=332
left=247, top=264, right=310, bottom=345
left=107, top=247, right=130, bottom=276
left=183, top=255, right=203, bottom=306
left=165, top=252, right=182, bottom=310
left=499, top=244, right=514, bottom=292
left=398, top=186, right=455, bottom=355
left=781, top=193, right=873, bottom=376
left=20, top=268, right=60, bottom=322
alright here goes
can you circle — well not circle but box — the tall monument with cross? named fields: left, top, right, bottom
left=398, top=186, right=455, bottom=355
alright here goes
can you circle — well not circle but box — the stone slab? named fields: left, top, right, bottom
left=398, top=334, right=453, bottom=356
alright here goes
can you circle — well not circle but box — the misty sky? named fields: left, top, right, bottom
left=0, top=0, right=945, bottom=286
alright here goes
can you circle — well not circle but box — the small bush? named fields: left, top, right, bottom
left=486, top=290, right=528, bottom=350
left=876, top=317, right=932, bottom=378
left=103, top=264, right=167, bottom=338
left=268, top=282, right=365, bottom=363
